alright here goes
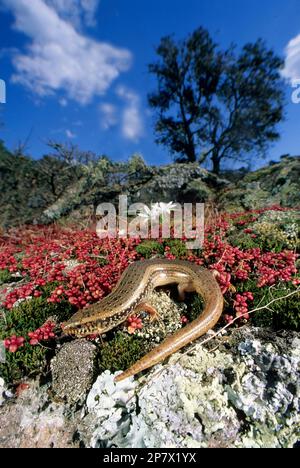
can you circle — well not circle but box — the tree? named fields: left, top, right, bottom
left=148, top=28, right=285, bottom=174
left=47, top=140, right=98, bottom=167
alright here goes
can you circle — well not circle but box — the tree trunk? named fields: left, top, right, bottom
left=186, top=143, right=197, bottom=163
left=212, top=150, right=221, bottom=174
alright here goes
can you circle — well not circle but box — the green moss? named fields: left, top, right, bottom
left=136, top=239, right=188, bottom=259
left=0, top=342, right=51, bottom=383
left=0, top=269, right=14, bottom=285
left=136, top=240, right=164, bottom=259
left=96, top=332, right=146, bottom=373
left=0, top=296, right=74, bottom=338
left=237, top=280, right=300, bottom=331
left=185, top=294, right=205, bottom=322
left=163, top=239, right=188, bottom=258
left=0, top=286, right=76, bottom=383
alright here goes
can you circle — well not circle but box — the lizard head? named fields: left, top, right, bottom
left=61, top=309, right=119, bottom=338
left=61, top=305, right=127, bottom=338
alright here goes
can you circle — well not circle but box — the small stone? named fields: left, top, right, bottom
left=51, top=340, right=97, bottom=405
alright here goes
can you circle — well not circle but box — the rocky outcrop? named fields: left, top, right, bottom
left=79, top=327, right=300, bottom=448
left=0, top=383, right=78, bottom=448
left=219, top=156, right=300, bottom=211
left=38, top=162, right=229, bottom=224
left=39, top=156, right=300, bottom=224
left=0, top=327, right=299, bottom=448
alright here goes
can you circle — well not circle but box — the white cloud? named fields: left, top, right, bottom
left=3, top=0, right=132, bottom=104
left=282, top=33, right=300, bottom=82
left=66, top=129, right=76, bottom=138
left=45, top=0, right=100, bottom=28
left=99, top=103, right=118, bottom=129
left=116, top=86, right=144, bottom=141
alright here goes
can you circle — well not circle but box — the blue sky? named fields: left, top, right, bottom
left=0, top=0, right=300, bottom=168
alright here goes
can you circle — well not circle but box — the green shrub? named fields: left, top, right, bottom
left=136, top=240, right=164, bottom=259
left=163, top=239, right=188, bottom=258
left=136, top=239, right=187, bottom=259
left=96, top=332, right=146, bottom=373
left=237, top=280, right=300, bottom=331
left=0, top=269, right=14, bottom=285
left=0, top=286, right=76, bottom=383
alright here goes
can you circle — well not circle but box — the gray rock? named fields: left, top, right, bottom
left=0, top=383, right=78, bottom=448
left=80, top=327, right=300, bottom=448
left=0, top=327, right=299, bottom=448
left=51, top=340, right=97, bottom=405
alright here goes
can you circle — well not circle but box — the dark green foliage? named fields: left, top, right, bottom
left=149, top=28, right=284, bottom=173
left=252, top=287, right=300, bottom=331
left=237, top=280, right=300, bottom=331
left=96, top=332, right=146, bottom=373
left=0, top=289, right=76, bottom=382
left=163, top=239, right=188, bottom=258
left=0, top=269, right=13, bottom=285
left=228, top=232, right=261, bottom=250
left=136, top=240, right=164, bottom=258
left=0, top=342, right=51, bottom=383
left=136, top=239, right=187, bottom=259
left=186, top=295, right=205, bottom=322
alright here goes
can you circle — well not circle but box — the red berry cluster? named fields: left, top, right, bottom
left=256, top=251, right=297, bottom=287
left=181, top=316, right=189, bottom=325
left=0, top=207, right=298, bottom=338
left=4, top=336, right=25, bottom=353
left=28, top=321, right=56, bottom=345
left=127, top=315, right=143, bottom=334
left=233, top=292, right=254, bottom=320
left=2, top=229, right=139, bottom=310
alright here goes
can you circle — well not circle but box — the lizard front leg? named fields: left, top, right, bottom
left=133, top=301, right=160, bottom=322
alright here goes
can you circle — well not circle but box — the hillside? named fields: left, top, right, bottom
left=0, top=142, right=299, bottom=227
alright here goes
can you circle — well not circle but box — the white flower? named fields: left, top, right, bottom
left=158, top=202, right=178, bottom=216
left=138, top=202, right=178, bottom=221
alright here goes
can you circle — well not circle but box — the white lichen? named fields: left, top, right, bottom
left=82, top=331, right=300, bottom=448
left=85, top=370, right=136, bottom=447
left=0, top=377, right=5, bottom=406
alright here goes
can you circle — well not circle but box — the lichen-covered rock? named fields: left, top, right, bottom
left=0, top=327, right=298, bottom=448
left=251, top=209, right=300, bottom=250
left=51, top=340, right=97, bottom=405
left=80, top=327, right=300, bottom=448
left=219, top=156, right=300, bottom=211
left=134, top=164, right=228, bottom=205
left=0, top=383, right=78, bottom=448
left=81, top=370, right=137, bottom=447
